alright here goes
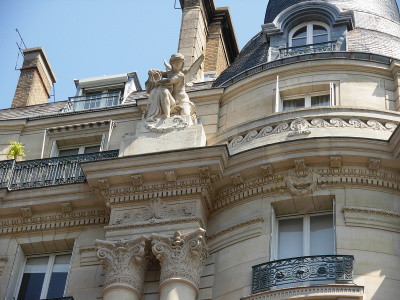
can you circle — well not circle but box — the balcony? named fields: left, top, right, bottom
left=251, top=255, right=354, bottom=294
left=279, top=41, right=337, bottom=58
left=0, top=150, right=119, bottom=190
left=62, top=91, right=122, bottom=112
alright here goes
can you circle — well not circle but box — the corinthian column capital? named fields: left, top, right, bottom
left=94, top=236, right=149, bottom=297
left=151, top=228, right=208, bottom=291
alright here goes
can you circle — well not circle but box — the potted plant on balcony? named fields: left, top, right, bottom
left=6, top=141, right=26, bottom=161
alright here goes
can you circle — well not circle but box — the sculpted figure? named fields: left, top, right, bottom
left=144, top=53, right=204, bottom=124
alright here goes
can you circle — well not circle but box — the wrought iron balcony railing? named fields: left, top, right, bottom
left=62, top=91, right=122, bottom=112
left=252, top=255, right=354, bottom=294
left=279, top=41, right=337, bottom=58
left=0, top=150, right=119, bottom=190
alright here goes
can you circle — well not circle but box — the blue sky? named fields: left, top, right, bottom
left=1, top=1, right=400, bottom=111
left=0, top=0, right=266, bottom=110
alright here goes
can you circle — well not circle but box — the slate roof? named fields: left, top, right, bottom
left=264, top=0, right=304, bottom=23
left=0, top=101, right=67, bottom=120
left=212, top=33, right=269, bottom=87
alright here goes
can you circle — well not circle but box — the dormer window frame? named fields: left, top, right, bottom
left=288, top=21, right=331, bottom=48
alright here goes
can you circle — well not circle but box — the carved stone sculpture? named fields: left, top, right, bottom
left=144, top=53, right=204, bottom=125
left=151, top=228, right=208, bottom=291
left=94, top=237, right=149, bottom=297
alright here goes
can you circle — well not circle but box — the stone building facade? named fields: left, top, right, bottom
left=0, top=0, right=400, bottom=299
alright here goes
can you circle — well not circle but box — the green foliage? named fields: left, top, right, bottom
left=6, top=141, right=26, bottom=160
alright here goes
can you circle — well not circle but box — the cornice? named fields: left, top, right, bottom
left=241, top=284, right=364, bottom=300
left=0, top=209, right=109, bottom=235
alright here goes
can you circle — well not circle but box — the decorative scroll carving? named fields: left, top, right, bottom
left=98, top=178, right=109, bottom=190
left=369, top=158, right=381, bottom=170
left=112, top=198, right=195, bottom=225
left=294, top=158, right=306, bottom=171
left=210, top=173, right=222, bottom=183
left=165, top=170, right=177, bottom=182
left=61, top=202, right=72, bottom=214
left=131, top=174, right=143, bottom=186
left=95, top=237, right=149, bottom=296
left=330, top=156, right=341, bottom=168
left=21, top=207, right=32, bottom=218
left=231, top=173, right=244, bottom=185
left=151, top=229, right=208, bottom=290
left=199, top=167, right=210, bottom=179
left=287, top=167, right=319, bottom=197
left=228, top=117, right=397, bottom=149
left=261, top=164, right=274, bottom=177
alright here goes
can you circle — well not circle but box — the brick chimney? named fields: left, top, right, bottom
left=178, top=0, right=239, bottom=78
left=12, top=47, right=56, bottom=108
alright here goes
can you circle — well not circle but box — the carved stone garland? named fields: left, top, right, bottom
left=94, top=237, right=149, bottom=297
left=151, top=228, right=208, bottom=291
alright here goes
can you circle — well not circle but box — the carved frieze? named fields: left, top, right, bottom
left=294, top=159, right=306, bottom=171
left=151, top=229, right=208, bottom=290
left=0, top=256, right=7, bottom=275
left=210, top=173, right=222, bottom=183
left=95, top=237, right=149, bottom=296
left=228, top=117, right=397, bottom=149
left=287, top=167, right=319, bottom=197
left=112, top=198, right=196, bottom=225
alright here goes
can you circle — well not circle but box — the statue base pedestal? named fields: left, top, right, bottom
left=119, top=116, right=206, bottom=156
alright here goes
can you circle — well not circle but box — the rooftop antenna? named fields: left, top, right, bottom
left=15, top=28, right=27, bottom=71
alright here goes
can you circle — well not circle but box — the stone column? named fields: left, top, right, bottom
left=151, top=229, right=208, bottom=300
left=94, top=237, right=149, bottom=300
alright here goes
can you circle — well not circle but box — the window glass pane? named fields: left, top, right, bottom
left=58, top=148, right=79, bottom=157
left=293, top=26, right=307, bottom=38
left=313, top=25, right=328, bottom=35
left=311, top=95, right=330, bottom=106
left=46, top=254, right=71, bottom=298
left=283, top=98, right=305, bottom=111
left=292, top=37, right=307, bottom=47
left=84, top=145, right=101, bottom=154
left=17, top=257, right=49, bottom=300
left=313, top=34, right=328, bottom=44
left=310, top=214, right=334, bottom=255
left=278, top=218, right=303, bottom=259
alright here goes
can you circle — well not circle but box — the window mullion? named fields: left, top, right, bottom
left=41, top=254, right=55, bottom=299
left=303, top=215, right=310, bottom=256
left=305, top=95, right=311, bottom=107
left=307, top=23, right=313, bottom=44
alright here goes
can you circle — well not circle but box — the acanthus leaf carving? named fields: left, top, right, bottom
left=94, top=237, right=149, bottom=296
left=151, top=229, right=208, bottom=290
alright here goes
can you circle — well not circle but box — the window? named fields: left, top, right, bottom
left=57, top=144, right=101, bottom=157
left=16, top=253, right=71, bottom=300
left=289, top=22, right=330, bottom=47
left=277, top=213, right=334, bottom=260
left=282, top=93, right=330, bottom=111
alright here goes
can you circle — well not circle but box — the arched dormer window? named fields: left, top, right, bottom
left=289, top=22, right=330, bottom=47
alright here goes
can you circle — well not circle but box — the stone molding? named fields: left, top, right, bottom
left=207, top=217, right=264, bottom=253
left=111, top=198, right=196, bottom=225
left=343, top=206, right=400, bottom=233
left=105, top=217, right=205, bottom=233
left=79, top=246, right=98, bottom=267
left=0, top=209, right=109, bottom=235
left=95, top=237, right=149, bottom=296
left=241, top=284, right=364, bottom=300
left=228, top=117, right=396, bottom=150
left=213, top=167, right=400, bottom=212
left=151, top=228, right=208, bottom=291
